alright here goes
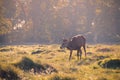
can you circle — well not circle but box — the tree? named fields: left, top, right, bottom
left=0, top=0, right=16, bottom=35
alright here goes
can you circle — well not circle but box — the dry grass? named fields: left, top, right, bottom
left=0, top=44, right=120, bottom=80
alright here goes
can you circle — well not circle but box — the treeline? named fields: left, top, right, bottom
left=0, top=0, right=120, bottom=44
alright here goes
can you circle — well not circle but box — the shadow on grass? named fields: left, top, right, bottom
left=77, top=58, right=95, bottom=65
left=14, top=57, right=57, bottom=74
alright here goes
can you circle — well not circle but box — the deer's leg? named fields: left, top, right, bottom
left=83, top=45, right=86, bottom=57
left=69, top=50, right=72, bottom=61
left=77, top=50, right=80, bottom=60
left=79, top=49, right=82, bottom=60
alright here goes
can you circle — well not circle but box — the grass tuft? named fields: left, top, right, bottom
left=50, top=75, right=76, bottom=80
left=98, top=59, right=120, bottom=69
left=14, top=57, right=57, bottom=74
left=0, top=48, right=13, bottom=52
left=0, top=65, right=20, bottom=80
left=96, top=48, right=114, bottom=52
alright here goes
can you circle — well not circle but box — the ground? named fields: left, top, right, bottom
left=0, top=44, right=120, bottom=80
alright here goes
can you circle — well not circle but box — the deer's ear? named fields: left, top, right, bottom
left=62, top=37, right=65, bottom=40
left=62, top=37, right=65, bottom=41
left=63, top=39, right=68, bottom=42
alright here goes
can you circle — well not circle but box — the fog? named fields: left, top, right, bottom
left=0, top=0, right=120, bottom=45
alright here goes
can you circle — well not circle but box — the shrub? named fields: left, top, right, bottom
left=98, top=59, right=120, bottom=69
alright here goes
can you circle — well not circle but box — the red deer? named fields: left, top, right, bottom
left=60, top=35, right=86, bottom=61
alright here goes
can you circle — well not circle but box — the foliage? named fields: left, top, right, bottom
left=0, top=0, right=16, bottom=35
left=0, top=0, right=120, bottom=44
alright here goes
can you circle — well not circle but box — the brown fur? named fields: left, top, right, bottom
left=60, top=35, right=86, bottom=60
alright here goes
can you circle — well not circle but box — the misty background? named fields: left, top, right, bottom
left=0, top=0, right=120, bottom=44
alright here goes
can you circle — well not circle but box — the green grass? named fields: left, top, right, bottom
left=0, top=44, right=120, bottom=80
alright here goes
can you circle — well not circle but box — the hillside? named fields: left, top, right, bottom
left=0, top=44, right=120, bottom=80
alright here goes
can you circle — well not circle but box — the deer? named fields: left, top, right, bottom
left=60, top=35, right=86, bottom=61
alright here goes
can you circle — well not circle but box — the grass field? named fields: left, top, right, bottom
left=0, top=44, right=120, bottom=80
